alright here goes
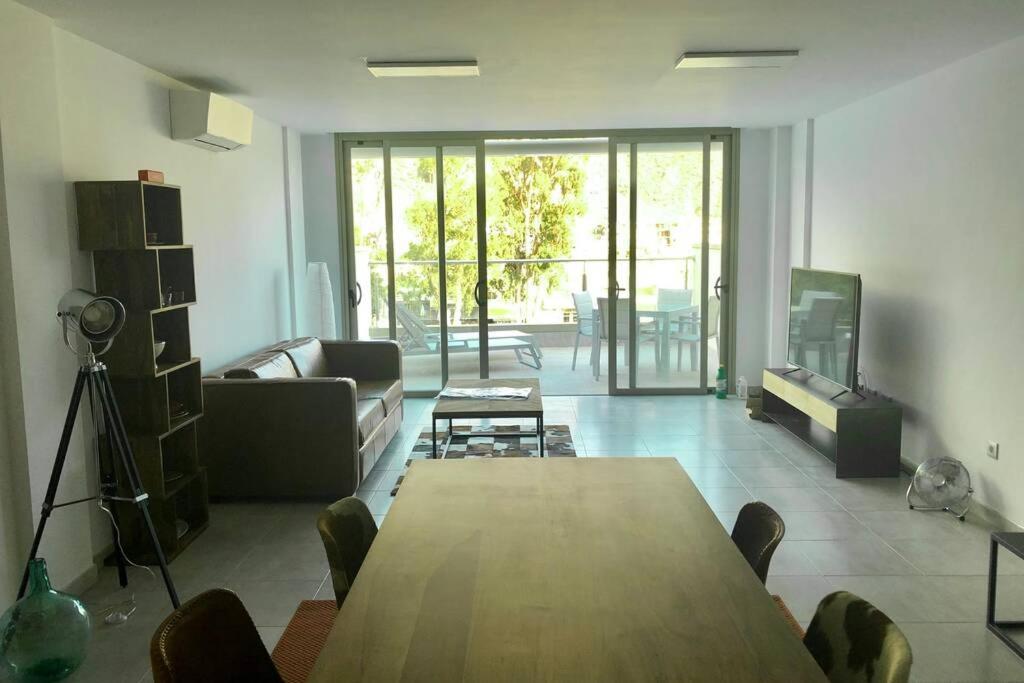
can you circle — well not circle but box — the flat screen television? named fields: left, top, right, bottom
left=787, top=267, right=862, bottom=391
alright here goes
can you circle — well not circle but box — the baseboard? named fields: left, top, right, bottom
left=900, top=457, right=1023, bottom=532
left=64, top=561, right=100, bottom=596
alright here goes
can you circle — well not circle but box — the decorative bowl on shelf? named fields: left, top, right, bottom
left=169, top=401, right=189, bottom=420
left=153, top=341, right=167, bottom=360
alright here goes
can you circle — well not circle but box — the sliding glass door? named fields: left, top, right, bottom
left=481, top=139, right=609, bottom=393
left=340, top=130, right=733, bottom=397
left=344, top=141, right=483, bottom=393
left=608, top=135, right=730, bottom=394
left=438, top=146, right=482, bottom=382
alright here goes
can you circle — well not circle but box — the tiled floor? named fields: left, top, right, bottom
left=71, top=395, right=1024, bottom=683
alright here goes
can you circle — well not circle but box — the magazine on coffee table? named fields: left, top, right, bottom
left=436, top=386, right=533, bottom=400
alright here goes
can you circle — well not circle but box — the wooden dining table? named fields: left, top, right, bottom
left=308, top=458, right=826, bottom=682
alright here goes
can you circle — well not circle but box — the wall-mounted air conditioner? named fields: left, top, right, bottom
left=169, top=90, right=253, bottom=152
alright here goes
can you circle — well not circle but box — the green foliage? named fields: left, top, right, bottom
left=399, top=156, right=479, bottom=323
left=399, top=154, right=585, bottom=323
left=351, top=158, right=389, bottom=324
left=486, top=155, right=584, bottom=318
left=351, top=147, right=717, bottom=327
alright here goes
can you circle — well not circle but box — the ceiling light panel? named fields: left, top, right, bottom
left=367, top=60, right=479, bottom=77
left=675, top=51, right=799, bottom=69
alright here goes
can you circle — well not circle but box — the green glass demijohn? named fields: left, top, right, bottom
left=0, top=558, right=91, bottom=682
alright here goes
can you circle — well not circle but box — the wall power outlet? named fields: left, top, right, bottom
left=987, top=442, right=1000, bottom=460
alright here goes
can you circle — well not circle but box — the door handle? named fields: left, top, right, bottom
left=714, top=277, right=727, bottom=300
left=349, top=282, right=363, bottom=307
left=474, top=281, right=483, bottom=306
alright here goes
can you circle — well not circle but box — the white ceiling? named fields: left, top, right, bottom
left=18, top=0, right=1024, bottom=133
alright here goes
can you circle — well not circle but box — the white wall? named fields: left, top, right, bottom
left=0, top=0, right=93, bottom=595
left=301, top=134, right=342, bottom=337
left=809, top=35, right=1024, bottom=525
left=54, top=30, right=295, bottom=369
left=0, top=118, right=33, bottom=602
left=0, top=0, right=302, bottom=603
left=283, top=129, right=307, bottom=337
left=734, top=129, right=772, bottom=384
left=789, top=120, right=814, bottom=269
left=766, top=127, right=792, bottom=367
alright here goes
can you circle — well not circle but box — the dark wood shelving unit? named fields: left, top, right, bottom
left=76, top=180, right=209, bottom=564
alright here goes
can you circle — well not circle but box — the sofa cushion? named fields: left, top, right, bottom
left=356, top=380, right=403, bottom=416
left=279, top=337, right=330, bottom=378
left=223, top=352, right=298, bottom=379
left=356, top=399, right=386, bottom=446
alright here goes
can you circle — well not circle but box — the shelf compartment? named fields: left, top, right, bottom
left=110, top=360, right=203, bottom=436
left=93, top=248, right=197, bottom=311
left=76, top=181, right=183, bottom=250
left=142, top=184, right=184, bottom=247
left=152, top=308, right=192, bottom=369
left=159, top=424, right=200, bottom=496
left=157, top=248, right=197, bottom=308
left=120, top=421, right=199, bottom=499
left=94, top=250, right=160, bottom=310
left=172, top=471, right=210, bottom=548
left=105, top=307, right=192, bottom=377
left=109, top=470, right=209, bottom=565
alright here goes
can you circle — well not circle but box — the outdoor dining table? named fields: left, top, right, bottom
left=587, top=299, right=699, bottom=376
left=307, top=458, right=826, bottom=682
left=634, top=301, right=699, bottom=372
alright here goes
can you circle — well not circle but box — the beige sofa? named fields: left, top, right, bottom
left=199, top=337, right=403, bottom=499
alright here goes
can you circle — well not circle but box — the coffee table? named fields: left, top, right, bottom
left=431, top=378, right=544, bottom=459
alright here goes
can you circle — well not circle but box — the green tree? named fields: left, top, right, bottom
left=400, top=154, right=585, bottom=324
left=486, top=155, right=584, bottom=321
left=399, top=156, right=479, bottom=324
left=351, top=158, right=389, bottom=328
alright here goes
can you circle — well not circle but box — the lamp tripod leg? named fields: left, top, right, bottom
left=91, top=368, right=180, bottom=609
left=88, top=379, right=130, bottom=589
left=18, top=368, right=90, bottom=599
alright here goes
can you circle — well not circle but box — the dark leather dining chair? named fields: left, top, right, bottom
left=317, top=496, right=378, bottom=608
left=150, top=588, right=283, bottom=683
left=804, top=591, right=912, bottom=683
left=731, top=501, right=786, bottom=584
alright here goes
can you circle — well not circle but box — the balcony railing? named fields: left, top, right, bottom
left=370, top=254, right=701, bottom=292
left=358, top=252, right=719, bottom=332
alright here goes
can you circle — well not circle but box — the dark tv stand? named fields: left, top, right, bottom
left=762, top=368, right=902, bottom=478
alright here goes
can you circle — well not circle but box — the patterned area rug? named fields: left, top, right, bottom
left=391, top=424, right=576, bottom=496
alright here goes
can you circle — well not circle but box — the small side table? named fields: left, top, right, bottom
left=987, top=531, right=1024, bottom=660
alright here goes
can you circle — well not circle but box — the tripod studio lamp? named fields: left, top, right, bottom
left=57, top=288, right=126, bottom=350
left=17, top=290, right=181, bottom=605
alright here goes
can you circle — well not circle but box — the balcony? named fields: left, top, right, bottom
left=362, top=255, right=720, bottom=395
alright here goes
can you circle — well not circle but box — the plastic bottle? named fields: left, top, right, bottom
left=737, top=376, right=748, bottom=400
left=715, top=365, right=728, bottom=399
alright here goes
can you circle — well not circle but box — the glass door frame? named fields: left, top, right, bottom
left=336, top=128, right=738, bottom=398
left=606, top=132, right=734, bottom=395
left=338, top=138, right=488, bottom=396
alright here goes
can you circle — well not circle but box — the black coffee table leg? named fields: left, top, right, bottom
left=988, top=537, right=998, bottom=625
left=432, top=416, right=437, bottom=459
left=538, top=416, right=545, bottom=457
